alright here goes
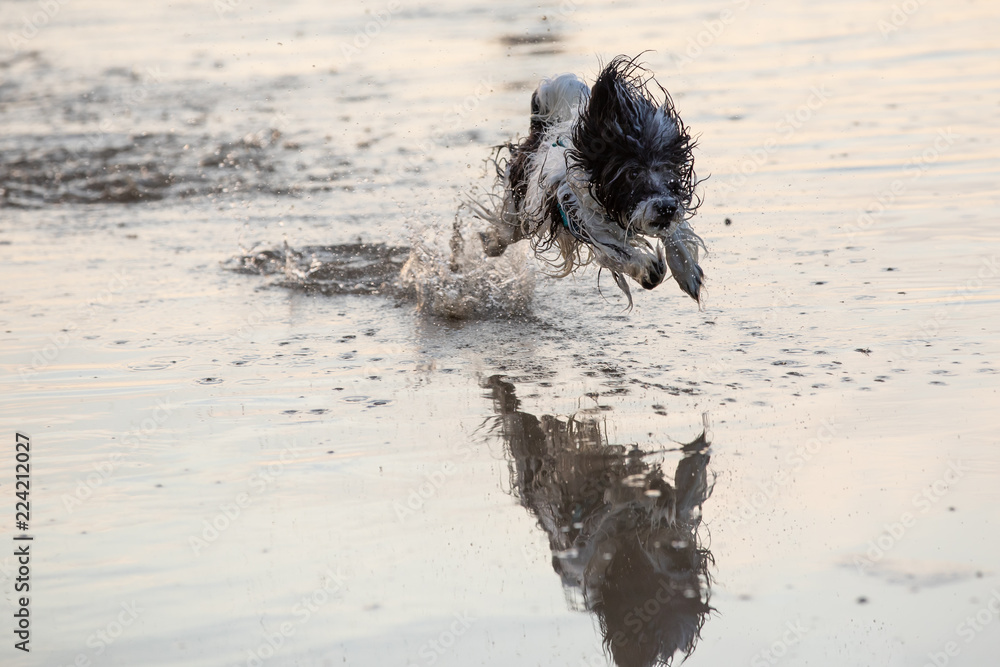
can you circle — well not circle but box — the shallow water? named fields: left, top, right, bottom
left=2, top=0, right=999, bottom=665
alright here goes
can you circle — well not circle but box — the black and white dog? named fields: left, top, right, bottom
left=478, top=56, right=705, bottom=305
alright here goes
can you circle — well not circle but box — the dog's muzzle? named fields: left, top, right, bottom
left=631, top=197, right=681, bottom=235
left=626, top=199, right=705, bottom=301
left=651, top=200, right=678, bottom=228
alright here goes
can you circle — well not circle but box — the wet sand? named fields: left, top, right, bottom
left=2, top=1, right=999, bottom=665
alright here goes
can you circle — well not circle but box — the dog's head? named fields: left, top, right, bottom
left=568, top=56, right=703, bottom=300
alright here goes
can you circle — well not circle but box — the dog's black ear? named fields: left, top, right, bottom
left=568, top=57, right=656, bottom=224
left=570, top=56, right=698, bottom=223
left=573, top=57, right=651, bottom=163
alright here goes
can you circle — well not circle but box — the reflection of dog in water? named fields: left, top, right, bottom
left=475, top=55, right=705, bottom=306
left=483, top=376, right=713, bottom=667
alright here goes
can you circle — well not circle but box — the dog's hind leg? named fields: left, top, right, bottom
left=479, top=76, right=587, bottom=258
left=531, top=74, right=589, bottom=125
left=479, top=192, right=524, bottom=257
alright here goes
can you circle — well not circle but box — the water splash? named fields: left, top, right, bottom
left=226, top=242, right=409, bottom=296
left=0, top=129, right=313, bottom=209
left=226, top=209, right=534, bottom=319
left=398, top=209, right=535, bottom=319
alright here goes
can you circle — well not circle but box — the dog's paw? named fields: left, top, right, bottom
left=673, top=262, right=704, bottom=302
left=480, top=230, right=507, bottom=257
left=639, top=255, right=667, bottom=290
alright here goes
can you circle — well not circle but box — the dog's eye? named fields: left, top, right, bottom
left=627, top=168, right=640, bottom=181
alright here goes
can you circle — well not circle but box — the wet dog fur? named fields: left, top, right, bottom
left=477, top=56, right=705, bottom=305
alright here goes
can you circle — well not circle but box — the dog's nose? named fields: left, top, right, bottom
left=654, top=201, right=677, bottom=219
left=649, top=201, right=677, bottom=230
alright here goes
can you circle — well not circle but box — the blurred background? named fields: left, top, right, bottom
left=1, top=1, right=999, bottom=666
